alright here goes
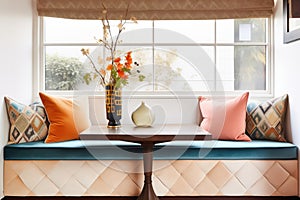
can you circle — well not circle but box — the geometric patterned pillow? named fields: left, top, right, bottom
left=4, top=97, right=48, bottom=144
left=246, top=94, right=288, bottom=142
left=29, top=102, right=49, bottom=127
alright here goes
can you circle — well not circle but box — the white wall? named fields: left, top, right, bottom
left=0, top=0, right=33, bottom=197
left=273, top=0, right=300, bottom=196
left=274, top=0, right=300, bottom=146
left=89, top=97, right=200, bottom=125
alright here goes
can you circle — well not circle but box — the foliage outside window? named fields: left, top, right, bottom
left=45, top=54, right=84, bottom=90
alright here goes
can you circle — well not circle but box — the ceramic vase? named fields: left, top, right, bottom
left=131, top=101, right=155, bottom=127
left=105, top=84, right=122, bottom=128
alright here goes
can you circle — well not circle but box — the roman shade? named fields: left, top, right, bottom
left=37, top=0, right=274, bottom=20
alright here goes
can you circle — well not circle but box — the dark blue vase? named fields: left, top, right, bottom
left=105, top=84, right=122, bottom=128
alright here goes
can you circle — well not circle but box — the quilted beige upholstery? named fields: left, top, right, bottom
left=4, top=160, right=298, bottom=196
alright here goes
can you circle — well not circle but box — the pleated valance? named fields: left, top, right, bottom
left=37, top=0, right=274, bottom=20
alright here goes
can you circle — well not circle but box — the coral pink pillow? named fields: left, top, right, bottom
left=199, top=92, right=251, bottom=141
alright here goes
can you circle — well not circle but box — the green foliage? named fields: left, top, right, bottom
left=138, top=75, right=145, bottom=82
left=45, top=54, right=84, bottom=90
left=83, top=73, right=92, bottom=85
left=82, top=72, right=100, bottom=85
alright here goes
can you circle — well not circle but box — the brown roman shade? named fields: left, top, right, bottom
left=37, top=0, right=274, bottom=20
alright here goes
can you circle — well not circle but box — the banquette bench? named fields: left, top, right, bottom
left=3, top=93, right=297, bottom=197
left=3, top=139, right=298, bottom=197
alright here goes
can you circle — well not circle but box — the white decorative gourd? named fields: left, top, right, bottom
left=131, top=101, right=155, bottom=127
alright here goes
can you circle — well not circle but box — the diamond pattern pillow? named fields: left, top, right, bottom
left=246, top=94, right=288, bottom=142
left=4, top=97, right=48, bottom=144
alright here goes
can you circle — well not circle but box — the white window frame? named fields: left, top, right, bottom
left=33, top=16, right=274, bottom=100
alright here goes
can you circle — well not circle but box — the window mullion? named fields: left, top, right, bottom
left=40, top=17, right=46, bottom=92
left=152, top=20, right=155, bottom=92
left=214, top=20, right=217, bottom=92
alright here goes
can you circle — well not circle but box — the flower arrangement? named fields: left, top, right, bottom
left=81, top=5, right=145, bottom=89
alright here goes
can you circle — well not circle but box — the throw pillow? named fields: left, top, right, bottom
left=246, top=94, right=288, bottom=142
left=39, top=92, right=91, bottom=143
left=73, top=95, right=91, bottom=133
left=4, top=97, right=48, bottom=144
left=199, top=92, right=251, bottom=141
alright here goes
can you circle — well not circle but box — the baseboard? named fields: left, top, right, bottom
left=2, top=197, right=300, bottom=200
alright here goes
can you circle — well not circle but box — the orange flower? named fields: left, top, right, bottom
left=114, top=57, right=121, bottom=63
left=125, top=63, right=132, bottom=69
left=125, top=52, right=133, bottom=64
left=127, top=58, right=133, bottom=65
left=117, top=63, right=123, bottom=70
left=125, top=52, right=131, bottom=58
left=126, top=55, right=132, bottom=61
left=117, top=70, right=128, bottom=79
left=106, top=64, right=113, bottom=70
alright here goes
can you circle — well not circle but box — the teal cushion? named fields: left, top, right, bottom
left=4, top=140, right=297, bottom=160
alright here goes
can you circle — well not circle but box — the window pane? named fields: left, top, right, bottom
left=107, top=20, right=153, bottom=43
left=45, top=46, right=100, bottom=91
left=234, top=19, right=266, bottom=43
left=216, top=20, right=235, bottom=43
left=45, top=46, right=90, bottom=61
left=234, top=46, right=266, bottom=90
left=44, top=17, right=102, bottom=43
left=113, top=46, right=153, bottom=91
left=45, top=45, right=153, bottom=91
left=217, top=18, right=266, bottom=43
left=45, top=18, right=152, bottom=44
left=154, top=46, right=215, bottom=91
left=154, top=20, right=215, bottom=43
left=216, top=46, right=235, bottom=91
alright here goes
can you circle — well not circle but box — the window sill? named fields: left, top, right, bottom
left=36, top=90, right=274, bottom=100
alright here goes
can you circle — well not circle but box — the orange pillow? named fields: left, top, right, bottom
left=39, top=92, right=82, bottom=143
left=199, top=92, right=251, bottom=141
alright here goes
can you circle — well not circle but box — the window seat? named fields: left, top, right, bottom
left=3, top=140, right=298, bottom=197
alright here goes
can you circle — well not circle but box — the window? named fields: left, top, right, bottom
left=42, top=17, right=271, bottom=95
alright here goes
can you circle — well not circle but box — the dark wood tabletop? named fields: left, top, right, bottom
left=79, top=124, right=212, bottom=143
